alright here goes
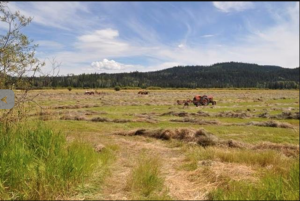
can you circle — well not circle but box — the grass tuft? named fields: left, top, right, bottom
left=126, top=152, right=172, bottom=200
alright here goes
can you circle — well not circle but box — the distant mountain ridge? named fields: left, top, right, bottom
left=33, top=62, right=300, bottom=89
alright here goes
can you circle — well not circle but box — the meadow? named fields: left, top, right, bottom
left=1, top=88, right=299, bottom=200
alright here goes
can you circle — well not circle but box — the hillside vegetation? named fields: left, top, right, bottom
left=30, top=62, right=299, bottom=89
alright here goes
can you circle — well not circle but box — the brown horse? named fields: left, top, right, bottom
left=138, top=91, right=149, bottom=95
left=84, top=91, right=94, bottom=95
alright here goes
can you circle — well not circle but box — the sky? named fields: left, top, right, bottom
left=1, top=1, right=299, bottom=75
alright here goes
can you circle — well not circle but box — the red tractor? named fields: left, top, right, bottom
left=193, top=95, right=216, bottom=106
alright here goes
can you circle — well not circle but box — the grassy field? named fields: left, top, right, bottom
left=1, top=89, right=299, bottom=200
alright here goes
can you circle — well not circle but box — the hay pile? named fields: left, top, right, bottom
left=252, top=142, right=299, bottom=157
left=60, top=115, right=87, bottom=121
left=257, top=112, right=270, bottom=118
left=215, top=111, right=252, bottom=119
left=246, top=120, right=293, bottom=129
left=161, top=111, right=189, bottom=117
left=115, top=128, right=299, bottom=157
left=91, top=117, right=132, bottom=123
left=91, top=117, right=109, bottom=122
left=115, top=128, right=219, bottom=147
left=271, top=111, right=300, bottom=120
left=196, top=111, right=211, bottom=117
left=170, top=118, right=221, bottom=125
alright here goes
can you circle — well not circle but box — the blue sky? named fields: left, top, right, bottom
left=2, top=2, right=299, bottom=75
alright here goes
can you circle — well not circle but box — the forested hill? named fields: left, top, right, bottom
left=34, top=62, right=299, bottom=89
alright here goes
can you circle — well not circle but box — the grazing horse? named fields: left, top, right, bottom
left=183, top=99, right=192, bottom=108
left=138, top=91, right=149, bottom=95
left=84, top=91, right=94, bottom=95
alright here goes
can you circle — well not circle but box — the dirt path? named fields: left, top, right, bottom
left=94, top=136, right=207, bottom=200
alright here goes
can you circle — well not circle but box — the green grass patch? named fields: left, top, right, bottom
left=0, top=122, right=99, bottom=200
left=72, top=144, right=118, bottom=199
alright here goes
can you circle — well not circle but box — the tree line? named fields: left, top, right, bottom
left=28, top=62, right=299, bottom=89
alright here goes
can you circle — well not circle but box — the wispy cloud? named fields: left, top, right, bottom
left=213, top=2, right=254, bottom=12
left=5, top=2, right=298, bottom=75
left=201, top=34, right=215, bottom=38
left=8, top=2, right=99, bottom=31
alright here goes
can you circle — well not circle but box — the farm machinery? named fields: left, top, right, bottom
left=193, top=95, right=216, bottom=106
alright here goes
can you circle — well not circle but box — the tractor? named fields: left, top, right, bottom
left=193, top=95, right=216, bottom=106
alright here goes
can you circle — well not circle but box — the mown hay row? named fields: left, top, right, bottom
left=114, top=128, right=299, bottom=157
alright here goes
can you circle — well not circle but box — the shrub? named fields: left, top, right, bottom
left=68, top=87, right=72, bottom=91
left=114, top=86, right=121, bottom=91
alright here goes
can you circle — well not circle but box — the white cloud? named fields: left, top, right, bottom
left=213, top=2, right=254, bottom=12
left=75, top=29, right=130, bottom=56
left=87, top=59, right=145, bottom=73
left=91, top=59, right=125, bottom=70
left=30, top=3, right=298, bottom=75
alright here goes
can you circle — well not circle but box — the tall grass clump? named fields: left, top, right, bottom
left=126, top=152, right=171, bottom=200
left=0, top=122, right=99, bottom=200
left=208, top=160, right=299, bottom=200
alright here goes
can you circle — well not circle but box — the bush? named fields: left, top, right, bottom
left=68, top=87, right=72, bottom=91
left=114, top=86, right=121, bottom=91
left=0, top=122, right=98, bottom=200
